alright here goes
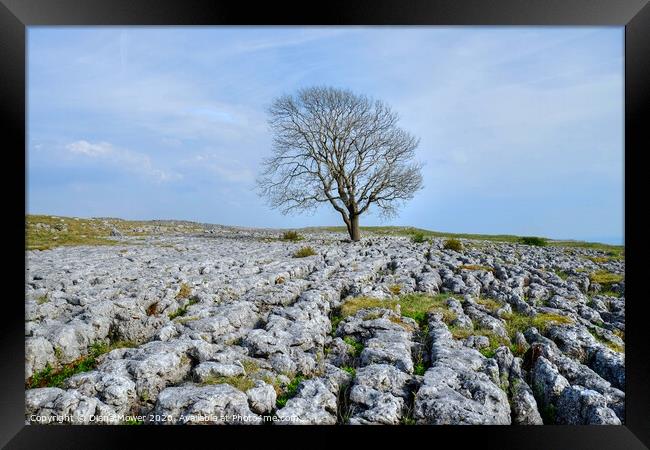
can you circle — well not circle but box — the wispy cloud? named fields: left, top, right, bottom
left=65, top=140, right=181, bottom=183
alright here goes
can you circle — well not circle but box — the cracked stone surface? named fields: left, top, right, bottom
left=25, top=223, right=624, bottom=425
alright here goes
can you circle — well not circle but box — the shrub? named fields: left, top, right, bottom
left=410, top=232, right=426, bottom=243
left=388, top=284, right=402, bottom=295
left=520, top=236, right=547, bottom=247
left=443, top=238, right=463, bottom=252
left=343, top=336, right=364, bottom=357
left=293, top=246, right=317, bottom=258
left=281, top=230, right=303, bottom=241
left=276, top=375, right=304, bottom=408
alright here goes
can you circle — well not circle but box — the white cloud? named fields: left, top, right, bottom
left=66, top=140, right=181, bottom=183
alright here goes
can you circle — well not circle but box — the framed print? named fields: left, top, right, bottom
left=1, top=0, right=648, bottom=448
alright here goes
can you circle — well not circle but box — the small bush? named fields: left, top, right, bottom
left=281, top=230, right=303, bottom=241
left=520, top=236, right=547, bottom=247
left=411, top=232, right=426, bottom=243
left=443, top=239, right=463, bottom=252
left=343, top=336, right=364, bottom=357
left=276, top=375, right=304, bottom=408
left=293, top=246, right=317, bottom=258
left=341, top=366, right=356, bottom=377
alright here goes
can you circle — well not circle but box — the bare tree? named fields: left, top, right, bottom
left=257, top=86, right=423, bottom=241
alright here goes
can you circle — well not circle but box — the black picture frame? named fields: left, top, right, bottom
left=2, top=0, right=648, bottom=448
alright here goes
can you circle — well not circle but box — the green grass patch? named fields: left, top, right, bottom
left=475, top=297, right=502, bottom=312
left=587, top=329, right=624, bottom=353
left=502, top=312, right=573, bottom=339
left=168, top=297, right=200, bottom=320
left=599, top=290, right=622, bottom=298
left=589, top=271, right=624, bottom=290
left=343, top=337, right=364, bottom=357
left=341, top=366, right=356, bottom=377
left=587, top=256, right=610, bottom=263
left=124, top=418, right=145, bottom=425
left=555, top=270, right=570, bottom=280
left=27, top=340, right=137, bottom=389
left=448, top=325, right=509, bottom=358
left=203, top=374, right=256, bottom=392
left=276, top=375, right=304, bottom=408
left=339, top=293, right=458, bottom=327
left=329, top=310, right=344, bottom=336
left=293, top=246, right=317, bottom=258
left=26, top=215, right=120, bottom=251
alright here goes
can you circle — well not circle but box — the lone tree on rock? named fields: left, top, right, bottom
left=257, top=86, right=423, bottom=241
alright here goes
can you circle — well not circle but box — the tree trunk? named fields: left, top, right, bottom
left=349, top=214, right=361, bottom=241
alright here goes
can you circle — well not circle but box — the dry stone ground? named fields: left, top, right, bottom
left=25, top=223, right=625, bottom=425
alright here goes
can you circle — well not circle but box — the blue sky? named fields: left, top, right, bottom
left=27, top=27, right=624, bottom=244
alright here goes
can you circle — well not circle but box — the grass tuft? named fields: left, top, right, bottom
left=388, top=284, right=402, bottom=295
left=281, top=230, right=303, bottom=241
left=443, top=238, right=463, bottom=252
left=502, top=312, right=573, bottom=339
left=175, top=282, right=192, bottom=299
left=293, top=246, right=317, bottom=258
left=343, top=337, right=364, bottom=357
left=169, top=297, right=200, bottom=320
left=203, top=374, right=256, bottom=392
